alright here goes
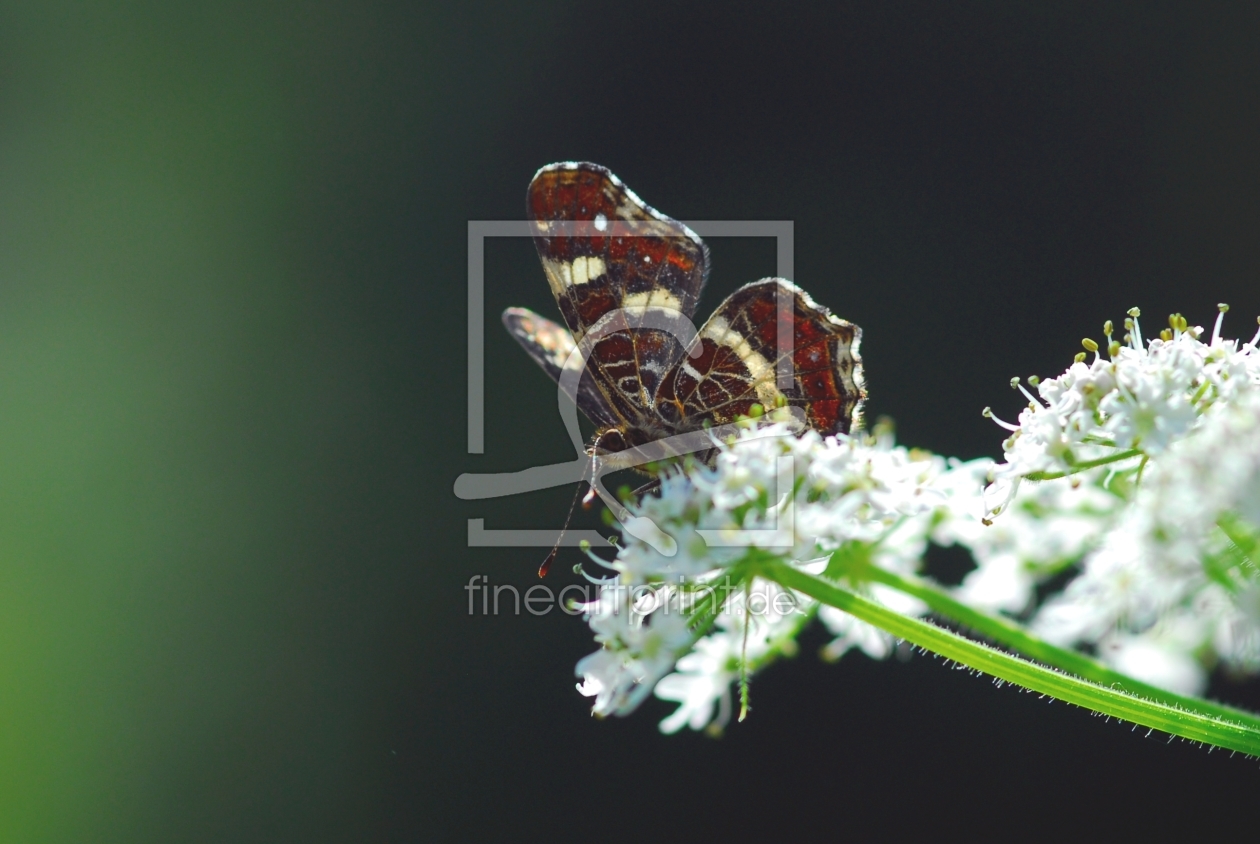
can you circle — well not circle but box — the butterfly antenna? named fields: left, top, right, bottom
left=538, top=480, right=583, bottom=578
left=539, top=451, right=599, bottom=578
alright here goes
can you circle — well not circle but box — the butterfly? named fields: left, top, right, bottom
left=504, top=162, right=866, bottom=478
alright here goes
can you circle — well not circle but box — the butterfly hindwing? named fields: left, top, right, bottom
left=501, top=307, right=622, bottom=430
left=656, top=278, right=865, bottom=434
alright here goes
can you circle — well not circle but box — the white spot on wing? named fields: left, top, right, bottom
left=640, top=360, right=664, bottom=376
left=585, top=256, right=605, bottom=281
left=622, top=288, right=683, bottom=313
left=540, top=255, right=604, bottom=294
left=594, top=213, right=607, bottom=232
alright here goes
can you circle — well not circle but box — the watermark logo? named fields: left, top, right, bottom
left=464, top=574, right=800, bottom=617
left=454, top=218, right=797, bottom=551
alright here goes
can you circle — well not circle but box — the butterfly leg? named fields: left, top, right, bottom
left=629, top=478, right=661, bottom=499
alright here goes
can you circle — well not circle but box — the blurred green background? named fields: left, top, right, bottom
left=2, top=2, right=1259, bottom=841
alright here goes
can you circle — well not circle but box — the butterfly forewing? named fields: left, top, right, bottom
left=526, top=162, right=708, bottom=335
left=526, top=163, right=712, bottom=429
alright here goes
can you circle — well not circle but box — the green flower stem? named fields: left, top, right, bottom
left=1218, top=514, right=1260, bottom=575
left=1024, top=448, right=1143, bottom=481
left=757, top=558, right=1260, bottom=755
left=846, top=558, right=1260, bottom=729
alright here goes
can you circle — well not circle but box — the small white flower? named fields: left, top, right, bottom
left=1098, top=630, right=1207, bottom=696
left=574, top=585, right=694, bottom=717
left=929, top=459, right=1121, bottom=614
left=655, top=634, right=738, bottom=734
left=819, top=583, right=924, bottom=660
left=656, top=575, right=812, bottom=733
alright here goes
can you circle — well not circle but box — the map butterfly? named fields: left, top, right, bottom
left=504, top=163, right=865, bottom=571
left=506, top=160, right=865, bottom=452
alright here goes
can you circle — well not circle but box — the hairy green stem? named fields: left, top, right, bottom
left=837, top=555, right=1260, bottom=729
left=758, top=559, right=1260, bottom=755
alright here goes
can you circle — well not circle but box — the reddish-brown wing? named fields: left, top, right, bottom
left=526, top=163, right=711, bottom=427
left=656, top=278, right=866, bottom=434
left=527, top=162, right=709, bottom=336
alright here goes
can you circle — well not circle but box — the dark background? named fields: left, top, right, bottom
left=2, top=2, right=1259, bottom=841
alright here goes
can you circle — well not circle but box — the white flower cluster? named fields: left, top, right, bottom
left=1031, top=388, right=1260, bottom=693
left=933, top=463, right=1121, bottom=615
left=575, top=422, right=954, bottom=733
left=573, top=584, right=695, bottom=718
left=986, top=307, right=1260, bottom=693
left=569, top=304, right=1260, bottom=732
left=985, top=307, right=1260, bottom=519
